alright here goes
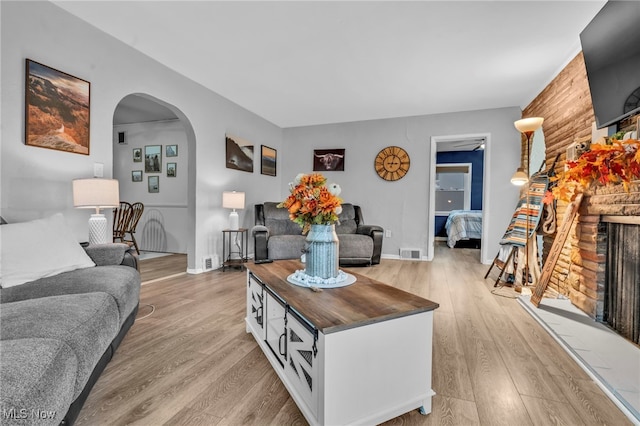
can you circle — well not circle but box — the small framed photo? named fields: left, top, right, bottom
left=145, top=145, right=162, bottom=173
left=261, top=145, right=277, bottom=176
left=148, top=175, right=159, bottom=193
left=133, top=148, right=142, bottom=162
left=313, top=148, right=345, bottom=171
left=132, top=170, right=143, bottom=182
left=167, top=162, right=176, bottom=177
left=166, top=144, right=178, bottom=157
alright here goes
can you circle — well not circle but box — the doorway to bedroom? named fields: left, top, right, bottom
left=428, top=134, right=488, bottom=262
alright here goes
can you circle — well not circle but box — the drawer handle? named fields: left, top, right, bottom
left=279, top=332, right=287, bottom=357
left=256, top=306, right=263, bottom=326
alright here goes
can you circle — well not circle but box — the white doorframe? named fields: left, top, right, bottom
left=427, top=133, right=491, bottom=263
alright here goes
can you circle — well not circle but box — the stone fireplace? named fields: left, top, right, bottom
left=554, top=182, right=640, bottom=344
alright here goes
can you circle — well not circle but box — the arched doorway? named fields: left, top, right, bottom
left=112, top=93, right=196, bottom=271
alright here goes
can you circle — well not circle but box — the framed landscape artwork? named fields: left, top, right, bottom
left=132, top=170, right=143, bottom=182
left=225, top=134, right=254, bottom=173
left=313, top=148, right=345, bottom=171
left=261, top=145, right=277, bottom=176
left=145, top=145, right=162, bottom=173
left=148, top=176, right=159, bottom=193
left=25, top=59, right=90, bottom=155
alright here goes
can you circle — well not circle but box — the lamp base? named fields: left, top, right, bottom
left=88, top=214, right=109, bottom=245
left=229, top=211, right=239, bottom=230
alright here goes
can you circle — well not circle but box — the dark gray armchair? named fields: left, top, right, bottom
left=253, top=202, right=383, bottom=266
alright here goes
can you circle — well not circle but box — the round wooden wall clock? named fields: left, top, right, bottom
left=374, top=146, right=410, bottom=181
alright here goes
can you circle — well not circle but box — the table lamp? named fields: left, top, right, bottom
left=73, top=178, right=120, bottom=245
left=222, top=191, right=245, bottom=230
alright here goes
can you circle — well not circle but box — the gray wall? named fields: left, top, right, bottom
left=282, top=108, right=523, bottom=264
left=2, top=1, right=523, bottom=269
left=114, top=120, right=189, bottom=254
left=1, top=1, right=283, bottom=272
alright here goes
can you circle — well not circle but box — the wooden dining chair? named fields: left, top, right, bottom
left=113, top=201, right=132, bottom=244
left=123, top=202, right=144, bottom=254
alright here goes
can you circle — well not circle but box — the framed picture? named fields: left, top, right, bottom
left=133, top=148, right=142, bottom=162
left=225, top=134, right=254, bottom=173
left=145, top=145, right=162, bottom=173
left=132, top=170, right=143, bottom=182
left=313, top=148, right=345, bottom=171
left=167, top=162, right=177, bottom=177
left=25, top=59, right=90, bottom=155
left=166, top=144, right=178, bottom=157
left=148, top=176, right=159, bottom=193
left=261, top=145, right=277, bottom=176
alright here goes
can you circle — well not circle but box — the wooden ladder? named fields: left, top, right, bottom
left=530, top=193, right=584, bottom=307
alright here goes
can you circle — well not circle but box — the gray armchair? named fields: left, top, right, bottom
left=253, top=202, right=383, bottom=266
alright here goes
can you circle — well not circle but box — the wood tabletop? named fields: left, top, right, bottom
left=248, top=260, right=439, bottom=334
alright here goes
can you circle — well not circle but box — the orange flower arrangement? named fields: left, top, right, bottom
left=278, top=173, right=343, bottom=234
left=547, top=139, right=640, bottom=202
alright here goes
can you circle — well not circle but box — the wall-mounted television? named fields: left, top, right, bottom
left=580, top=1, right=640, bottom=129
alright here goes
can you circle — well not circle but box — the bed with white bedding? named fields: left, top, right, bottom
left=445, top=210, right=483, bottom=248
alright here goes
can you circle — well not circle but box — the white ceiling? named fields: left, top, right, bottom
left=52, top=1, right=606, bottom=129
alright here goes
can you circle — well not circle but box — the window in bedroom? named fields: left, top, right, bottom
left=435, top=163, right=471, bottom=214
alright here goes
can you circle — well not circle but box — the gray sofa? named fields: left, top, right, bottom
left=0, top=244, right=140, bottom=426
left=253, top=202, right=383, bottom=266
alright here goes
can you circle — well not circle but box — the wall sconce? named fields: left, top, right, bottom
left=222, top=191, right=245, bottom=230
left=73, top=178, right=120, bottom=245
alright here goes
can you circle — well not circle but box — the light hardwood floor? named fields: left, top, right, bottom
left=74, top=245, right=631, bottom=425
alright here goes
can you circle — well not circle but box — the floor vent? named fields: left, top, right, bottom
left=203, top=256, right=216, bottom=272
left=400, top=248, right=422, bottom=260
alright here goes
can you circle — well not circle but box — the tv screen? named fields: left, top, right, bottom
left=580, top=1, right=640, bottom=129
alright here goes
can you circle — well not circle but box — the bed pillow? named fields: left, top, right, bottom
left=0, top=213, right=95, bottom=288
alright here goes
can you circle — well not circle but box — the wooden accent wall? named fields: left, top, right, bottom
left=521, top=53, right=597, bottom=314
left=522, top=53, right=595, bottom=174
left=520, top=52, right=640, bottom=317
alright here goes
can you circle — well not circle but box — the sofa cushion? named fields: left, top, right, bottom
left=0, top=338, right=77, bottom=426
left=335, top=204, right=357, bottom=234
left=337, top=234, right=374, bottom=260
left=267, top=235, right=306, bottom=260
left=0, top=265, right=140, bottom=326
left=0, top=213, right=95, bottom=288
left=1, top=293, right=119, bottom=399
left=263, top=202, right=303, bottom=236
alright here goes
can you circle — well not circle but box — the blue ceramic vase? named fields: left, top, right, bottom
left=305, top=224, right=339, bottom=279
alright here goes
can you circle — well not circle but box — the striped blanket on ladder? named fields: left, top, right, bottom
left=499, top=172, right=549, bottom=247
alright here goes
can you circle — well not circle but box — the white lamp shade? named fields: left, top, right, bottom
left=514, top=117, right=544, bottom=133
left=222, top=191, right=245, bottom=210
left=510, top=168, right=529, bottom=186
left=73, top=179, right=120, bottom=209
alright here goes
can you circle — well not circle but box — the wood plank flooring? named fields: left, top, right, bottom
left=139, top=253, right=187, bottom=283
left=74, top=244, right=631, bottom=425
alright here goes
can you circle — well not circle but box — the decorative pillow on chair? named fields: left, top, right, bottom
left=0, top=213, right=95, bottom=288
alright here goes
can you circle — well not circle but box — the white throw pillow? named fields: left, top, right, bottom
left=0, top=213, right=95, bottom=288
